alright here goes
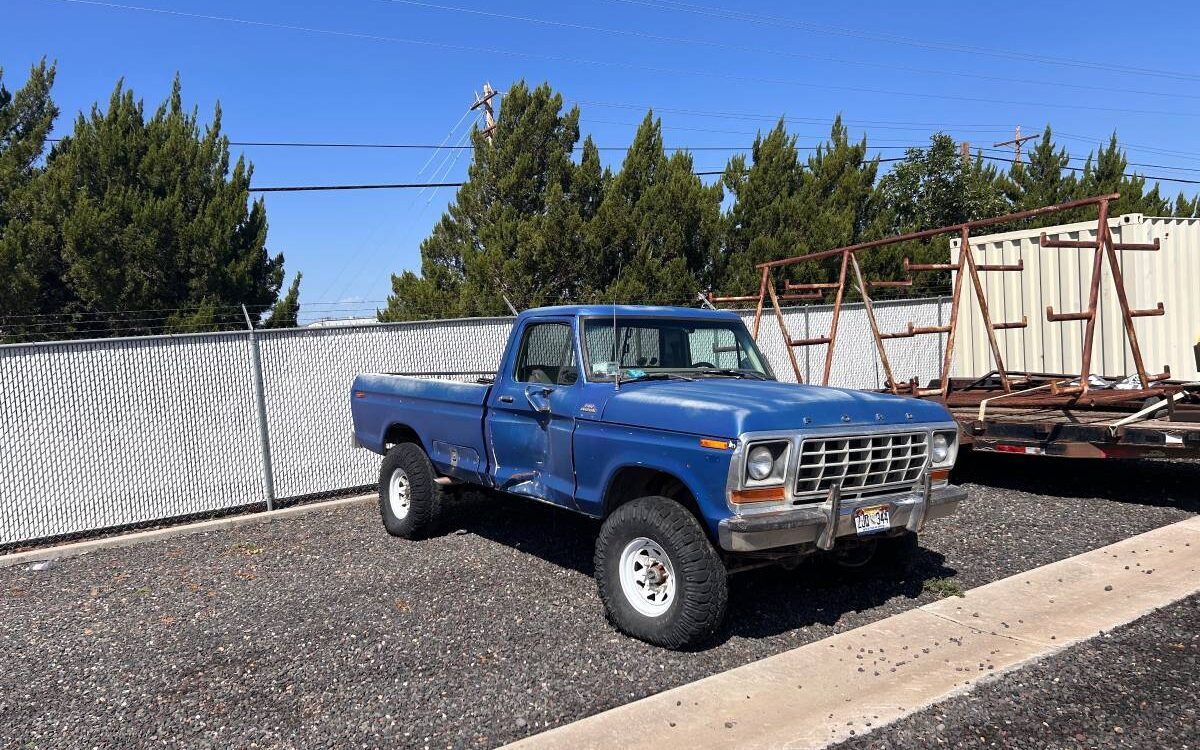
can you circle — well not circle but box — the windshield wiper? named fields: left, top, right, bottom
left=621, top=372, right=695, bottom=383
left=694, top=368, right=769, bottom=380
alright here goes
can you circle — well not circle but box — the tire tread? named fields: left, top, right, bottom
left=378, top=442, right=444, bottom=539
left=594, top=496, right=728, bottom=649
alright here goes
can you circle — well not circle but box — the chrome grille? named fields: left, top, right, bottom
left=795, top=432, right=929, bottom=499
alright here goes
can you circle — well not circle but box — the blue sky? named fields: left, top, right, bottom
left=4, top=0, right=1199, bottom=322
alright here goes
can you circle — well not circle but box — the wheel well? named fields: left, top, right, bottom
left=603, top=466, right=705, bottom=525
left=383, top=423, right=422, bottom=449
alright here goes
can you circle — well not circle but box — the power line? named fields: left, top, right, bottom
left=48, top=0, right=1200, bottom=119
left=249, top=152, right=1200, bottom=192
left=973, top=146, right=1200, bottom=175
left=377, top=0, right=1198, bottom=101
left=976, top=154, right=1200, bottom=185
left=1055, top=132, right=1200, bottom=164
left=46, top=135, right=960, bottom=152
left=45, top=134, right=1200, bottom=171
left=324, top=98, right=484, bottom=305
left=606, top=0, right=1200, bottom=83
left=253, top=181, right=462, bottom=192
left=236, top=142, right=794, bottom=152
left=578, top=101, right=1029, bottom=132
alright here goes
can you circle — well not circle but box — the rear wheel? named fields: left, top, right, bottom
left=595, top=496, right=728, bottom=649
left=378, top=442, right=444, bottom=539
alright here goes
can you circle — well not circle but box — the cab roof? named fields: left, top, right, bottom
left=515, top=304, right=740, bottom=321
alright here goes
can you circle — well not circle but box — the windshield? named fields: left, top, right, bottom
left=583, top=317, right=775, bottom=382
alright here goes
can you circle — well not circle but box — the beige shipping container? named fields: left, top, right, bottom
left=949, top=214, right=1200, bottom=382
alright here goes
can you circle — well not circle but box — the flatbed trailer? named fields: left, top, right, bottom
left=707, top=194, right=1200, bottom=460
left=936, top=374, right=1200, bottom=459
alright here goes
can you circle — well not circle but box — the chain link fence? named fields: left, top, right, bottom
left=0, top=298, right=948, bottom=547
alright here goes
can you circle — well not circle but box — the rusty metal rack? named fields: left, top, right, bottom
left=706, top=193, right=1200, bottom=459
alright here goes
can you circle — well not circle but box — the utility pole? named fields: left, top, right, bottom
left=993, top=125, right=1037, bottom=165
left=960, top=141, right=970, bottom=168
left=472, top=83, right=498, bottom=146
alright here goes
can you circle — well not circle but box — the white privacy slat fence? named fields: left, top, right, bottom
left=0, top=298, right=948, bottom=546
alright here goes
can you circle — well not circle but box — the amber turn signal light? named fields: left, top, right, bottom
left=930, top=468, right=950, bottom=482
left=730, top=487, right=785, bottom=503
left=699, top=438, right=731, bottom=450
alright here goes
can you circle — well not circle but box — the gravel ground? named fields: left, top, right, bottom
left=1, top=454, right=1196, bottom=749
left=835, top=593, right=1199, bottom=750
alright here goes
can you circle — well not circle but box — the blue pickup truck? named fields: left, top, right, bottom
left=351, top=305, right=965, bottom=648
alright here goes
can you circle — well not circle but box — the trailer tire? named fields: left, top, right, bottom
left=378, top=442, right=444, bottom=540
left=595, top=496, right=728, bottom=649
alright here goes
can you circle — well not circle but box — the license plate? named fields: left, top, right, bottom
left=853, top=504, right=891, bottom=535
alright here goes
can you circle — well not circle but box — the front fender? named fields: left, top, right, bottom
left=572, top=421, right=734, bottom=537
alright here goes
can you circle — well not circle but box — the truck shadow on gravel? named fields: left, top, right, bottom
left=955, top=451, right=1200, bottom=512
left=443, top=490, right=957, bottom=646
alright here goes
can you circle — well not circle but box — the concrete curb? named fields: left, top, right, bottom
left=505, top=514, right=1200, bottom=750
left=0, top=494, right=374, bottom=569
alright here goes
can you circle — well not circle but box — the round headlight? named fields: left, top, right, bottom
left=931, top=433, right=950, bottom=463
left=747, top=445, right=775, bottom=480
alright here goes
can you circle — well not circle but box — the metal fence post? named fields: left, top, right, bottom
left=242, top=305, right=276, bottom=511
left=803, top=305, right=811, bottom=383
left=937, top=295, right=946, bottom=382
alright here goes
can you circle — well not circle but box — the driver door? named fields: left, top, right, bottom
left=487, top=319, right=581, bottom=508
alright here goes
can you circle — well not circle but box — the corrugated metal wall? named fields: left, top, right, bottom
left=951, top=214, right=1200, bottom=381
left=0, top=298, right=947, bottom=546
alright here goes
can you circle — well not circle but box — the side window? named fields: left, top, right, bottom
left=513, top=323, right=577, bottom=385
left=689, top=327, right=743, bottom=369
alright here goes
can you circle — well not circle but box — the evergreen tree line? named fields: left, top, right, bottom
left=381, top=81, right=1200, bottom=321
left=0, top=61, right=296, bottom=342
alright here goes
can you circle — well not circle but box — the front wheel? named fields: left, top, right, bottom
left=594, top=496, right=728, bottom=649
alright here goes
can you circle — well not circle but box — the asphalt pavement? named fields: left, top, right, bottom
left=1, top=454, right=1196, bottom=749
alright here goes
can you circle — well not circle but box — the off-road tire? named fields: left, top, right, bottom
left=378, top=442, right=444, bottom=539
left=594, top=496, right=728, bottom=649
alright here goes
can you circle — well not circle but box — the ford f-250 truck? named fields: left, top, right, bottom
left=351, top=305, right=965, bottom=648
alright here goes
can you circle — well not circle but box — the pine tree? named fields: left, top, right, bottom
left=1173, top=192, right=1199, bottom=218
left=715, top=119, right=805, bottom=294
left=380, top=82, right=590, bottom=320
left=584, top=112, right=723, bottom=305
left=1008, top=126, right=1076, bottom=214
left=263, top=272, right=301, bottom=328
left=797, top=117, right=885, bottom=287
left=0, top=60, right=56, bottom=223
left=0, top=74, right=285, bottom=340
left=1077, top=134, right=1170, bottom=218
left=0, top=60, right=59, bottom=328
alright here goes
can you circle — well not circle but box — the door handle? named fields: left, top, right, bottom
left=499, top=395, right=514, bottom=403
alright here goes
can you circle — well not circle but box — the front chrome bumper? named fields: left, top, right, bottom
left=717, top=482, right=967, bottom=553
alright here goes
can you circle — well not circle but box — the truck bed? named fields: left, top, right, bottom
left=351, top=373, right=493, bottom=483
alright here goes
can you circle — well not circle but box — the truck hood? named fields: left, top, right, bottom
left=597, top=379, right=952, bottom=437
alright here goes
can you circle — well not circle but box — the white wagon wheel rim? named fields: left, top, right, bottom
left=618, top=536, right=677, bottom=618
left=388, top=468, right=412, bottom=520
